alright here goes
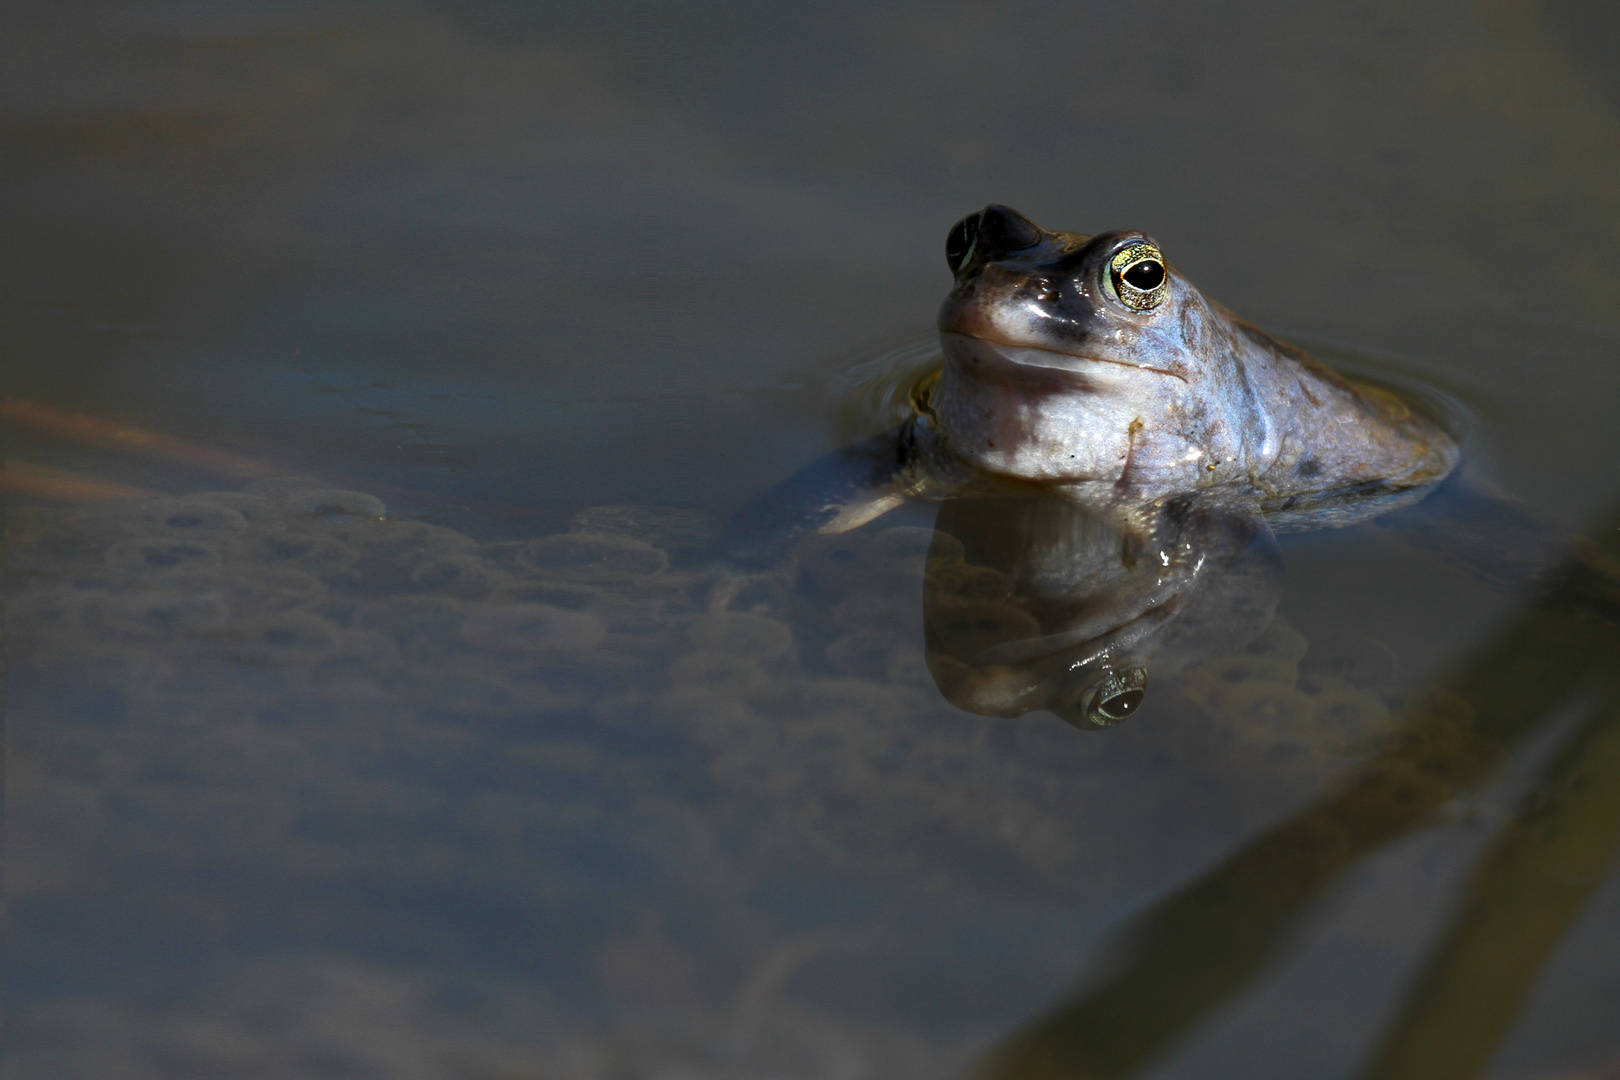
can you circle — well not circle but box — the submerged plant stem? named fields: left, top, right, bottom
left=1355, top=687, right=1620, bottom=1080
left=970, top=504, right=1620, bottom=1080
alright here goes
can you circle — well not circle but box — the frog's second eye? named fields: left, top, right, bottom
left=1109, top=242, right=1170, bottom=312
left=1068, top=666, right=1148, bottom=729
left=946, top=215, right=978, bottom=275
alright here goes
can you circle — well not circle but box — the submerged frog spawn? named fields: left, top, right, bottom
left=927, top=204, right=1458, bottom=530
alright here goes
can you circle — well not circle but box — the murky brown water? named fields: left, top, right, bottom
left=6, top=2, right=1620, bottom=1078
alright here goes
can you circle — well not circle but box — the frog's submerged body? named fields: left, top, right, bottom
left=726, top=205, right=1458, bottom=563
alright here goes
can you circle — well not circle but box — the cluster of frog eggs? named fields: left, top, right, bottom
left=4, top=480, right=1097, bottom=886
left=8, top=480, right=711, bottom=693
left=6, top=481, right=957, bottom=733
left=1175, top=619, right=1399, bottom=759
left=8, top=478, right=1399, bottom=892
left=13, top=951, right=954, bottom=1080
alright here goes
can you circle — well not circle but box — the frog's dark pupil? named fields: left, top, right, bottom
left=1122, top=260, right=1165, bottom=291
left=1098, top=689, right=1145, bottom=719
left=946, top=217, right=977, bottom=273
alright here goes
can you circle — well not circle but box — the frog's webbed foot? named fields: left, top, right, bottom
left=817, top=490, right=910, bottom=534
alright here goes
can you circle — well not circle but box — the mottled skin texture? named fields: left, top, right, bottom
left=927, top=205, right=1458, bottom=533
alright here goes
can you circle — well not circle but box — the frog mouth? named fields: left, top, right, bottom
left=941, top=331, right=1187, bottom=383
left=968, top=592, right=1184, bottom=667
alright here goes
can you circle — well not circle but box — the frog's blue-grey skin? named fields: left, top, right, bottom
left=721, top=204, right=1458, bottom=566
left=933, top=204, right=1458, bottom=534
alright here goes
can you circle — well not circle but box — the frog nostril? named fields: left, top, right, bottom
left=977, top=204, right=1042, bottom=256
left=1030, top=277, right=1061, bottom=302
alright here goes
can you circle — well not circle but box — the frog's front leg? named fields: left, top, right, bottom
left=714, top=423, right=919, bottom=573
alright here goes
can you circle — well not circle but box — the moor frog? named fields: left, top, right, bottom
left=726, top=204, right=1458, bottom=563
left=931, top=205, right=1457, bottom=530
left=722, top=205, right=1469, bottom=729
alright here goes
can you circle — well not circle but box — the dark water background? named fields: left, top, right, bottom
left=6, top=2, right=1620, bottom=1077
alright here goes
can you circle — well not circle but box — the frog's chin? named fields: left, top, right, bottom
left=939, top=331, right=1186, bottom=382
left=932, top=331, right=1185, bottom=488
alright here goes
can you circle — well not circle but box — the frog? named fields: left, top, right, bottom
left=716, top=206, right=1479, bottom=728
left=722, top=204, right=1459, bottom=569
left=929, top=204, right=1458, bottom=532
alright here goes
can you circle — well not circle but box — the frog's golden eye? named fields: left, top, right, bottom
left=1109, top=243, right=1169, bottom=312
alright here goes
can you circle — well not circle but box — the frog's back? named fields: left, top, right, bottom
left=1219, top=315, right=1459, bottom=530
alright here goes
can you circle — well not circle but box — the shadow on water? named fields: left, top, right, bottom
left=971, top=497, right=1620, bottom=1080
left=9, top=0, right=1620, bottom=1074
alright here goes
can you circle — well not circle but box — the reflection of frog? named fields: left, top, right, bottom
left=924, top=491, right=1281, bottom=729
left=724, top=206, right=1458, bottom=564
left=919, top=489, right=1402, bottom=734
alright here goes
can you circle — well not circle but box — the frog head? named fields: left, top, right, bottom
left=933, top=205, right=1251, bottom=510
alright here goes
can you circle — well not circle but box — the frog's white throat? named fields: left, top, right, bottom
left=933, top=331, right=1194, bottom=488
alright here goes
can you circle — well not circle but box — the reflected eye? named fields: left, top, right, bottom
left=1097, top=688, right=1144, bottom=721
left=1109, top=242, right=1170, bottom=312
left=1076, top=666, right=1148, bottom=728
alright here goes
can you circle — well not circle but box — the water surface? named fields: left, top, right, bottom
left=7, top=2, right=1620, bottom=1077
